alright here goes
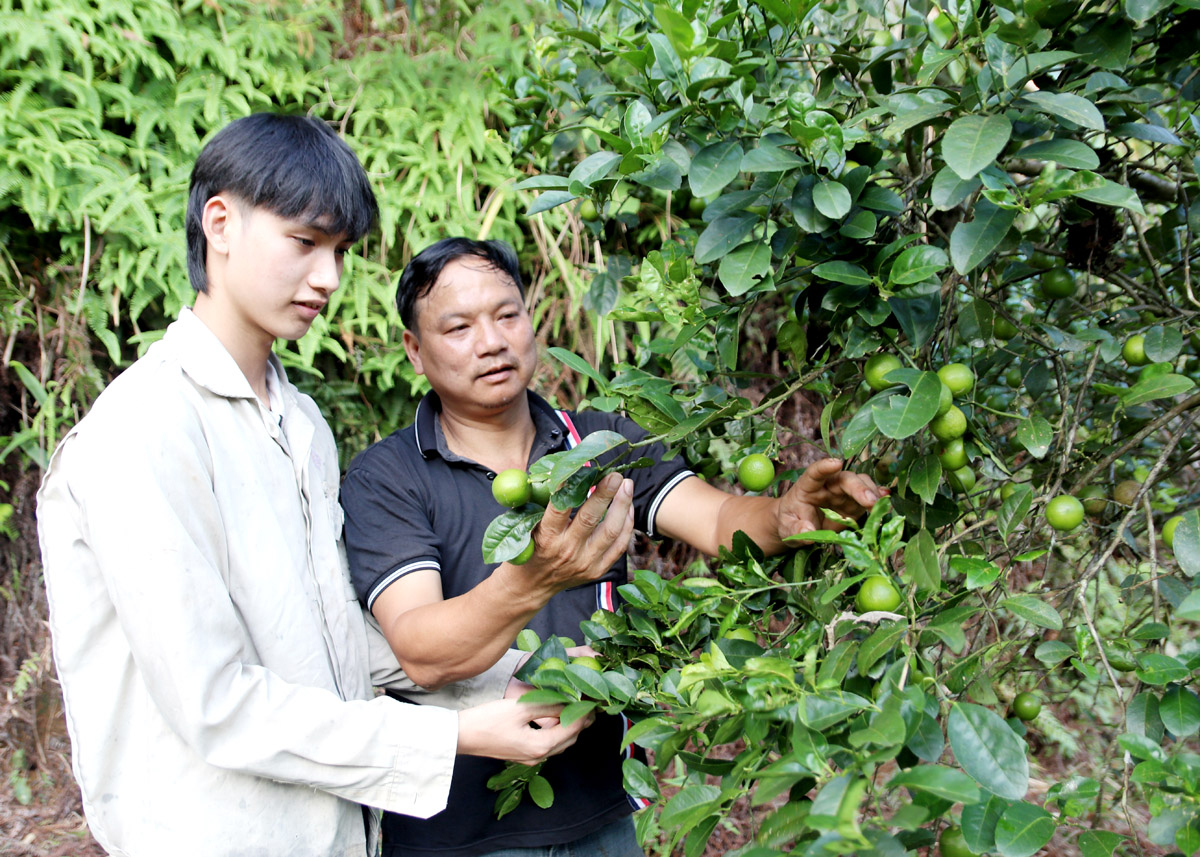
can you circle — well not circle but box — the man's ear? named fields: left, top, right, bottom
left=201, top=195, right=236, bottom=255
left=402, top=329, right=425, bottom=376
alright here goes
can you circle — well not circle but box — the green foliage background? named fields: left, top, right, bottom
left=2, top=0, right=1200, bottom=854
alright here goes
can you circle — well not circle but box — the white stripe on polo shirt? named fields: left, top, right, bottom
left=367, top=559, right=441, bottom=611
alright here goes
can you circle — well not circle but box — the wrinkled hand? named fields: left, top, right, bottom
left=457, top=697, right=594, bottom=766
left=775, top=458, right=888, bottom=538
left=515, top=472, right=635, bottom=595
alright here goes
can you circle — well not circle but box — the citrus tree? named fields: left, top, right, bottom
left=483, top=0, right=1200, bottom=853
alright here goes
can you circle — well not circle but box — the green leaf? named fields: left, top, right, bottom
left=889, top=295, right=941, bottom=350
left=1173, top=510, right=1200, bottom=577
left=548, top=430, right=629, bottom=491
left=718, top=241, right=772, bottom=296
left=942, top=114, right=1013, bottom=180
left=568, top=151, right=623, bottom=188
left=873, top=372, right=944, bottom=438
left=963, top=793, right=1013, bottom=853
left=695, top=215, right=757, bottom=264
left=1072, top=178, right=1145, bottom=215
left=889, top=245, right=949, bottom=285
left=1004, top=52, right=1080, bottom=89
left=527, top=190, right=576, bottom=215
left=1135, top=653, right=1191, bottom=686
left=1034, top=641, right=1075, bottom=665
left=647, top=33, right=686, bottom=86
left=951, top=198, right=1016, bottom=275
left=995, top=801, right=1056, bottom=857
left=1000, top=595, right=1063, bottom=630
left=1121, top=373, right=1195, bottom=407
left=908, top=455, right=942, bottom=506
left=812, top=180, right=852, bottom=219
left=997, top=483, right=1034, bottom=543
left=857, top=621, right=908, bottom=674
left=812, top=261, right=872, bottom=285
left=1124, top=0, right=1173, bottom=23
left=1159, top=686, right=1200, bottom=737
left=1143, top=325, right=1184, bottom=363
left=547, top=347, right=610, bottom=391
left=888, top=765, right=981, bottom=804
left=1016, top=415, right=1053, bottom=458
left=904, top=528, right=941, bottom=591
left=482, top=508, right=543, bottom=563
left=527, top=774, right=555, bottom=808
left=690, top=141, right=743, bottom=198
left=1021, top=92, right=1106, bottom=131
left=841, top=400, right=883, bottom=459
left=947, top=702, right=1030, bottom=799
left=1077, top=830, right=1127, bottom=857
left=1014, top=139, right=1101, bottom=169
left=659, top=784, right=721, bottom=830
left=741, top=145, right=806, bottom=172
left=931, top=166, right=981, bottom=210
left=622, top=757, right=660, bottom=800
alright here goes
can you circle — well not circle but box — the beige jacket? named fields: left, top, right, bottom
left=37, top=309, right=520, bottom=856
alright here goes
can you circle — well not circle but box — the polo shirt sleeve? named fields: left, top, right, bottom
left=341, top=441, right=444, bottom=612
left=586, top=411, right=695, bottom=539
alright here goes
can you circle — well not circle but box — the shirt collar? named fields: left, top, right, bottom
left=166, top=307, right=293, bottom=405
left=414, top=390, right=565, bottom=464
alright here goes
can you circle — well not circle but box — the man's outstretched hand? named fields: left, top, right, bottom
left=774, top=458, right=889, bottom=539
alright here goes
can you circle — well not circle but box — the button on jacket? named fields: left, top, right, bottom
left=36, top=309, right=516, bottom=857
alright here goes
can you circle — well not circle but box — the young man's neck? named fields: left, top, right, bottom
left=191, top=295, right=275, bottom=406
left=437, top=395, right=537, bottom=472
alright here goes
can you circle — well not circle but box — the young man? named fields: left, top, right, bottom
left=35, top=116, right=622, bottom=857
left=339, top=237, right=888, bottom=857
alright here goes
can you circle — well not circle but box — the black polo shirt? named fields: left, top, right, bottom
left=340, top=390, right=693, bottom=857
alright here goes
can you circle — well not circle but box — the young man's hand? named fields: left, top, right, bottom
left=774, top=458, right=888, bottom=537
left=512, top=472, right=635, bottom=596
left=457, top=698, right=594, bottom=766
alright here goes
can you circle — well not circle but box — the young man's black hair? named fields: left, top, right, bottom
left=395, top=237, right=524, bottom=331
left=184, top=113, right=378, bottom=292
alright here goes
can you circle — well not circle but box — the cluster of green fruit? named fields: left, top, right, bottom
left=863, top=353, right=976, bottom=490
left=490, top=468, right=554, bottom=565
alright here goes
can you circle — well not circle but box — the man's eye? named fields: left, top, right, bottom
left=295, top=237, right=315, bottom=247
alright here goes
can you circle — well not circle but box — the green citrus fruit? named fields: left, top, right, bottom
left=738, top=454, right=776, bottom=492
left=1039, top=267, right=1076, bottom=300
left=1122, top=334, right=1149, bottom=366
left=571, top=655, right=603, bottom=671
left=1113, top=479, right=1142, bottom=506
left=1045, top=495, right=1085, bottom=531
left=509, top=538, right=536, bottom=565
left=723, top=627, right=758, bottom=643
left=864, top=353, right=903, bottom=391
left=1012, top=691, right=1042, bottom=721
left=1000, top=482, right=1017, bottom=501
left=930, top=406, right=968, bottom=441
left=936, top=382, right=954, bottom=416
left=938, top=363, right=975, bottom=397
left=1163, top=515, right=1183, bottom=548
left=938, top=825, right=976, bottom=857
left=946, top=466, right=976, bottom=493
left=492, top=468, right=532, bottom=508
left=529, top=478, right=552, bottom=508
left=1005, top=367, right=1023, bottom=388
left=578, top=199, right=599, bottom=221
left=536, top=656, right=568, bottom=673
left=1076, top=485, right=1107, bottom=516
left=938, top=438, right=969, bottom=471
left=994, top=316, right=1018, bottom=339
left=856, top=576, right=902, bottom=612
left=1106, top=642, right=1138, bottom=672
